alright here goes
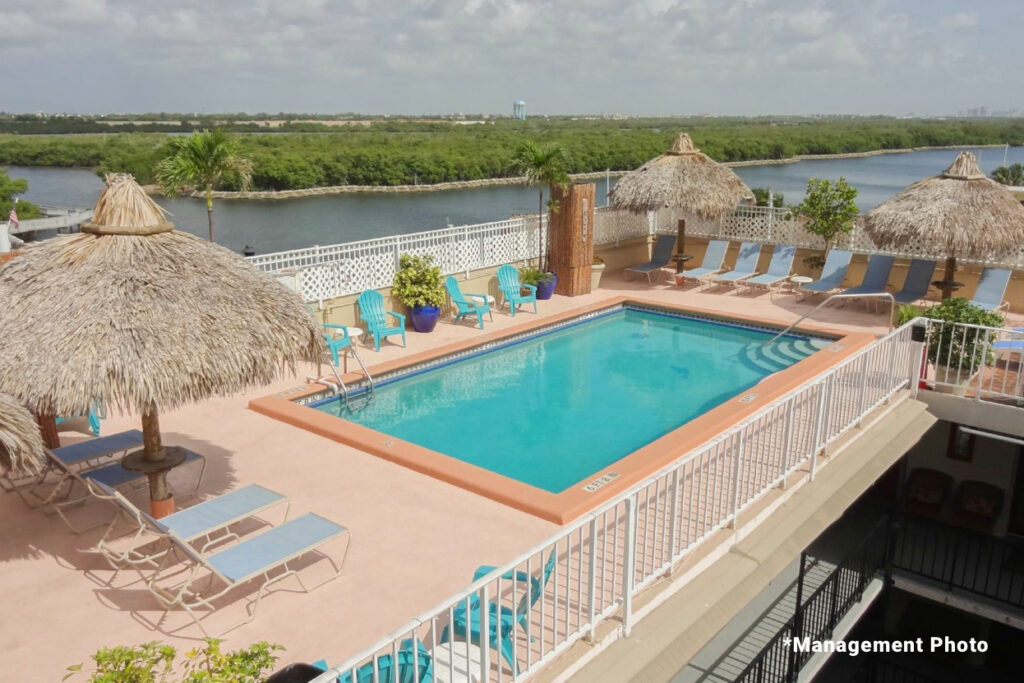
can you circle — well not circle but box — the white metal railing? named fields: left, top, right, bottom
left=922, top=320, right=1024, bottom=403
left=311, top=323, right=921, bottom=683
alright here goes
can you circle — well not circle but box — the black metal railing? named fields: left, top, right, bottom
left=891, top=515, right=1024, bottom=609
left=849, top=656, right=943, bottom=683
left=736, top=519, right=889, bottom=683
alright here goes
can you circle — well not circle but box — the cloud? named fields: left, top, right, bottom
left=0, top=0, right=1019, bottom=115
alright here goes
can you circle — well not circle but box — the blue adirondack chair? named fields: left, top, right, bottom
left=445, top=275, right=492, bottom=329
left=970, top=268, right=1012, bottom=312
left=497, top=265, right=537, bottom=317
left=320, top=639, right=432, bottom=683
left=441, top=551, right=557, bottom=673
left=322, top=324, right=354, bottom=366
left=357, top=290, right=407, bottom=351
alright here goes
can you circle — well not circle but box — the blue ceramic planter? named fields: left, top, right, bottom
left=536, top=274, right=558, bottom=300
left=410, top=305, right=441, bottom=333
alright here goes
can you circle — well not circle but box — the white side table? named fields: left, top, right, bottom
left=431, top=642, right=484, bottom=683
left=789, top=275, right=813, bottom=294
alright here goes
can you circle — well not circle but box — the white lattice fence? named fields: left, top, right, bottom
left=594, top=206, right=651, bottom=244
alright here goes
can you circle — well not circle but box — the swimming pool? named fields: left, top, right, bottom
left=311, top=305, right=832, bottom=493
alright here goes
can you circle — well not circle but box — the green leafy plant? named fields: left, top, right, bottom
left=923, top=297, right=1005, bottom=370
left=512, top=140, right=570, bottom=272
left=751, top=187, right=784, bottom=207
left=155, top=129, right=253, bottom=242
left=518, top=266, right=554, bottom=286
left=991, top=163, right=1024, bottom=187
left=66, top=639, right=282, bottom=683
left=593, top=256, right=605, bottom=265
left=792, top=178, right=859, bottom=269
left=0, top=168, right=42, bottom=220
left=894, top=304, right=924, bottom=327
left=392, top=253, right=446, bottom=308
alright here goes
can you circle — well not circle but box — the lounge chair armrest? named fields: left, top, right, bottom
left=322, top=323, right=350, bottom=338
left=521, top=284, right=537, bottom=294
left=386, top=311, right=406, bottom=324
left=473, top=564, right=534, bottom=583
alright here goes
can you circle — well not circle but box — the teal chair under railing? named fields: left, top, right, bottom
left=445, top=275, right=492, bottom=329
left=441, top=551, right=557, bottom=673
left=311, top=639, right=432, bottom=683
left=357, top=290, right=407, bottom=352
left=497, top=265, right=537, bottom=317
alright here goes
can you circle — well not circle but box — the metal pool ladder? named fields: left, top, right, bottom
left=308, top=347, right=375, bottom=401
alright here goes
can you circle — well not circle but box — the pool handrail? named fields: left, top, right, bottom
left=762, top=291, right=895, bottom=348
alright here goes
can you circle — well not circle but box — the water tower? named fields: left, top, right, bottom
left=513, top=100, right=526, bottom=120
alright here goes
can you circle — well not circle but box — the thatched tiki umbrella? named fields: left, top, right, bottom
left=863, top=152, right=1024, bottom=299
left=0, top=174, right=322, bottom=515
left=0, top=393, right=47, bottom=478
left=610, top=133, right=753, bottom=271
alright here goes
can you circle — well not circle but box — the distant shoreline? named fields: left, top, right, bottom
left=124, top=142, right=1003, bottom=200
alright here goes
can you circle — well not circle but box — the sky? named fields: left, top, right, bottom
left=1, top=0, right=1021, bottom=116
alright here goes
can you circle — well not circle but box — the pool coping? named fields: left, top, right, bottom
left=249, top=297, right=875, bottom=524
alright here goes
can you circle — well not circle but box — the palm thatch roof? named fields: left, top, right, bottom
left=0, top=174, right=323, bottom=418
left=862, top=152, right=1024, bottom=258
left=0, top=393, right=46, bottom=475
left=609, top=133, right=753, bottom=217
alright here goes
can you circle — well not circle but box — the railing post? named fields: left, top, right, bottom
left=464, top=225, right=471, bottom=278
left=393, top=236, right=402, bottom=273
left=668, top=468, right=680, bottom=564
left=314, top=244, right=322, bottom=265
left=479, top=585, right=491, bottom=678
left=885, top=333, right=899, bottom=404
left=586, top=517, right=598, bottom=643
left=781, top=401, right=796, bottom=487
left=731, top=433, right=745, bottom=527
left=908, top=324, right=925, bottom=399
left=622, top=498, right=637, bottom=638
left=855, top=354, right=869, bottom=425
left=975, top=333, right=992, bottom=402
left=787, top=553, right=807, bottom=683
left=810, top=380, right=827, bottom=481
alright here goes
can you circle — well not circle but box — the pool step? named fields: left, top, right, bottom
left=742, top=337, right=825, bottom=373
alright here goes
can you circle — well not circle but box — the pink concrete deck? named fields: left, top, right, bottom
left=0, top=274, right=1006, bottom=679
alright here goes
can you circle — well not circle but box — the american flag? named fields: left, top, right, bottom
left=7, top=207, right=17, bottom=228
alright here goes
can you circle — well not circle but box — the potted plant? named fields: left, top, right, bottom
left=392, top=254, right=446, bottom=333
left=591, top=256, right=605, bottom=290
left=923, top=297, right=1004, bottom=395
left=519, top=266, right=557, bottom=300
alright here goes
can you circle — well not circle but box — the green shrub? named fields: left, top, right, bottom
left=923, top=297, right=1005, bottom=369
left=66, top=639, right=282, bottom=683
left=518, top=266, right=553, bottom=286
left=392, top=254, right=446, bottom=308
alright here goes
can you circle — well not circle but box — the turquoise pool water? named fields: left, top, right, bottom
left=314, top=308, right=830, bottom=493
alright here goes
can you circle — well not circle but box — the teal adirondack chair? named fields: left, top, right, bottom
left=322, top=324, right=353, bottom=367
left=445, top=275, right=492, bottom=329
left=497, top=265, right=537, bottom=317
left=357, top=290, right=407, bottom=351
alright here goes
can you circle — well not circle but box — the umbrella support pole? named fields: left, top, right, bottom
left=141, top=410, right=170, bottom=506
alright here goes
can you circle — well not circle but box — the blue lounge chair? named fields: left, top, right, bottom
left=147, top=512, right=351, bottom=637
left=442, top=552, right=558, bottom=673
left=799, top=249, right=852, bottom=300
left=626, top=234, right=677, bottom=283
left=445, top=275, right=492, bottom=329
left=89, top=480, right=289, bottom=569
left=497, top=264, right=537, bottom=317
left=4, top=429, right=144, bottom=499
left=357, top=289, right=407, bottom=351
left=892, top=259, right=936, bottom=305
left=993, top=328, right=1024, bottom=353
left=742, top=245, right=797, bottom=295
left=840, top=255, right=895, bottom=307
left=314, top=640, right=432, bottom=683
left=711, top=242, right=762, bottom=287
left=37, top=447, right=207, bottom=533
left=676, top=239, right=729, bottom=286
left=970, top=268, right=1012, bottom=312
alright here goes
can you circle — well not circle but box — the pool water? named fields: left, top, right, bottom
left=315, top=308, right=830, bottom=493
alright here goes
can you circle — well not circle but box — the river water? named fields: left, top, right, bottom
left=10, top=146, right=1024, bottom=255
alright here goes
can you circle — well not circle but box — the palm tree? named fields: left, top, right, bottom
left=513, top=140, right=570, bottom=272
left=992, top=163, right=1024, bottom=187
left=155, top=130, right=252, bottom=242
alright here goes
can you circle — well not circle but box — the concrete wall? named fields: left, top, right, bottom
left=903, top=420, right=1020, bottom=536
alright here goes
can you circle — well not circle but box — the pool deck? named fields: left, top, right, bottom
left=2, top=273, right=1016, bottom=679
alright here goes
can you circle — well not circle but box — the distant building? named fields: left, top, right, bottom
left=513, top=100, right=526, bottom=120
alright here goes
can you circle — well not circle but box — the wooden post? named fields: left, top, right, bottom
left=141, top=408, right=169, bottom=504
left=549, top=183, right=596, bottom=296
left=35, top=413, right=60, bottom=449
left=940, top=256, right=957, bottom=299
left=675, top=218, right=687, bottom=272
